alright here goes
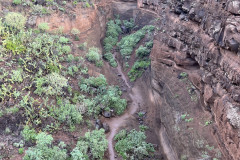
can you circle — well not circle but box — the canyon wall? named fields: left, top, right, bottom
left=136, top=0, right=240, bottom=159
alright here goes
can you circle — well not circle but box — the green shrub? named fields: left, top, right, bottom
left=53, top=100, right=83, bottom=127
left=71, top=129, right=108, bottom=160
left=104, top=20, right=121, bottom=52
left=24, top=132, right=67, bottom=160
left=67, top=66, right=73, bottom=76
left=5, top=12, right=26, bottom=30
left=32, top=5, right=50, bottom=16
left=71, top=28, right=80, bottom=35
left=85, top=2, right=91, bottom=8
left=82, top=98, right=99, bottom=116
left=61, top=45, right=71, bottom=54
left=18, top=148, right=24, bottom=154
left=114, top=129, right=154, bottom=160
left=44, top=72, right=68, bottom=95
left=80, top=74, right=107, bottom=89
left=117, top=30, right=145, bottom=57
left=13, top=0, right=22, bottom=5
left=96, top=60, right=103, bottom=67
left=103, top=52, right=117, bottom=67
left=34, top=73, right=68, bottom=96
left=79, top=74, right=126, bottom=116
left=2, top=30, right=27, bottom=55
left=78, top=42, right=87, bottom=51
left=86, top=47, right=101, bottom=63
left=98, top=86, right=127, bottom=115
left=11, top=69, right=23, bottom=83
left=145, top=40, right=153, bottom=48
left=128, top=60, right=150, bottom=82
left=59, top=36, right=69, bottom=44
left=38, top=23, right=50, bottom=31
left=5, top=106, right=19, bottom=114
left=123, top=18, right=135, bottom=31
left=21, top=125, right=37, bottom=142
left=136, top=45, right=150, bottom=58
left=28, top=33, right=59, bottom=58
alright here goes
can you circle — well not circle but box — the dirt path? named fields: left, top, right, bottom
left=106, top=55, right=142, bottom=160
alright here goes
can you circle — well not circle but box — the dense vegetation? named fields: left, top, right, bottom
left=103, top=19, right=122, bottom=67
left=114, top=129, right=155, bottom=159
left=71, top=129, right=108, bottom=160
left=0, top=10, right=123, bottom=159
left=12, top=0, right=95, bottom=13
left=0, top=2, right=155, bottom=159
left=103, top=17, right=155, bottom=81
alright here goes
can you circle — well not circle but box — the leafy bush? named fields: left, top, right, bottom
left=114, top=129, right=154, bottom=160
left=21, top=125, right=37, bottom=142
left=78, top=42, right=87, bottom=51
left=18, top=148, right=24, bottom=154
left=136, top=45, right=150, bottom=58
left=34, top=73, right=68, bottom=96
left=11, top=69, right=23, bottom=83
left=98, top=86, right=127, bottom=115
left=80, top=74, right=107, bottom=91
left=128, top=60, right=150, bottom=82
left=123, top=18, right=135, bottom=31
left=2, top=30, right=28, bottom=55
left=103, top=52, right=117, bottom=67
left=32, top=5, right=50, bottom=16
left=13, top=0, right=22, bottom=5
left=71, top=28, right=80, bottom=35
left=38, top=23, right=50, bottom=31
left=117, top=30, right=145, bottom=57
left=24, top=132, right=67, bottom=160
left=53, top=100, right=83, bottom=127
left=5, top=12, right=26, bottom=30
left=59, top=36, right=69, bottom=44
left=82, top=98, right=99, bottom=116
left=28, top=33, right=59, bottom=58
left=79, top=74, right=126, bottom=116
left=61, top=45, right=71, bottom=54
left=86, top=47, right=101, bottom=63
left=71, top=129, right=108, bottom=160
left=145, top=40, right=153, bottom=48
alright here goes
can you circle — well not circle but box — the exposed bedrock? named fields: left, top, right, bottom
left=133, top=0, right=240, bottom=159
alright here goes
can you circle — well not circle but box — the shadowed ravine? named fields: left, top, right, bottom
left=105, top=54, right=141, bottom=160
left=106, top=51, right=180, bottom=160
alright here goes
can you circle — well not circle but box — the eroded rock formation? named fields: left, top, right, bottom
left=135, top=0, right=240, bottom=159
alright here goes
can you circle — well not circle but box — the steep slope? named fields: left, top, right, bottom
left=136, top=0, right=240, bottom=159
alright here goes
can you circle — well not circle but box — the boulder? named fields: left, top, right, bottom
left=102, top=123, right=110, bottom=133
left=226, top=38, right=239, bottom=53
left=227, top=1, right=240, bottom=15
left=102, top=111, right=111, bottom=118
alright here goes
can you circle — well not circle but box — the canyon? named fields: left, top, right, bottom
left=0, top=0, right=240, bottom=159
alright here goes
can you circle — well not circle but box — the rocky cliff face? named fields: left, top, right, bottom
left=134, top=0, right=240, bottom=159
